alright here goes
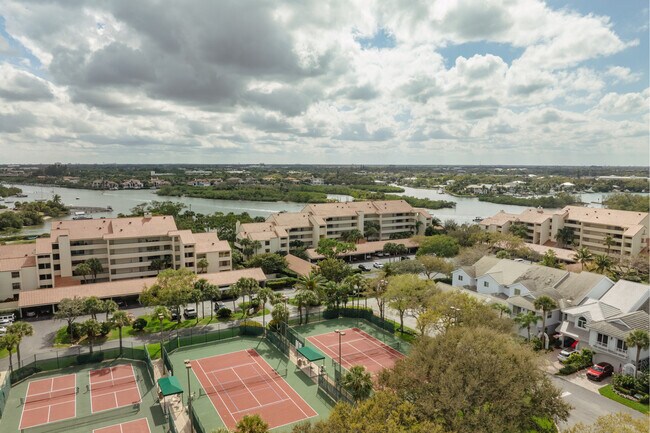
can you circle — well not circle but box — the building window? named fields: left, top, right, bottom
left=577, top=316, right=587, bottom=329
left=616, top=339, right=627, bottom=353
left=38, top=263, right=51, bottom=269
left=596, top=333, right=609, bottom=347
left=219, top=260, right=229, bottom=267
left=265, top=241, right=270, bottom=246
left=483, top=281, right=489, bottom=288
left=11, top=271, right=19, bottom=278
left=458, top=275, right=463, bottom=281
left=12, top=283, right=20, bottom=290
left=39, top=274, right=52, bottom=281
left=514, top=288, right=521, bottom=296
left=547, top=311, right=552, bottom=319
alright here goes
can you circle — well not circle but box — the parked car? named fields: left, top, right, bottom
left=170, top=308, right=180, bottom=322
left=358, top=264, right=370, bottom=272
left=586, top=362, right=614, bottom=381
left=373, top=262, right=383, bottom=269
left=400, top=256, right=409, bottom=261
left=557, top=348, right=577, bottom=363
left=214, top=302, right=226, bottom=312
left=115, top=298, right=127, bottom=308
left=184, top=307, right=197, bottom=319
left=0, top=314, right=14, bottom=325
left=24, top=310, right=38, bottom=319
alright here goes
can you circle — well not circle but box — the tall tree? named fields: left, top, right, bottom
left=491, top=303, right=511, bottom=318
left=235, top=414, right=269, bottom=433
left=417, top=255, right=453, bottom=279
left=341, top=365, right=373, bottom=403
left=84, top=296, right=105, bottom=320
left=555, top=227, right=575, bottom=248
left=55, top=297, right=86, bottom=336
left=294, top=290, right=319, bottom=325
left=257, top=286, right=275, bottom=329
left=0, top=333, right=19, bottom=371
left=534, top=296, right=558, bottom=349
left=540, top=250, right=562, bottom=269
left=625, top=329, right=650, bottom=378
left=85, top=258, right=104, bottom=282
left=296, top=272, right=326, bottom=296
left=139, top=268, right=197, bottom=323
left=514, top=311, right=539, bottom=341
left=74, top=262, right=91, bottom=283
left=573, top=247, right=593, bottom=270
left=103, top=299, right=119, bottom=321
left=379, top=327, right=571, bottom=433
left=315, top=238, right=355, bottom=259
left=592, top=254, right=613, bottom=275
left=81, top=319, right=102, bottom=354
left=366, top=277, right=388, bottom=321
left=232, top=277, right=261, bottom=311
left=7, top=321, right=33, bottom=366
left=604, top=235, right=615, bottom=255
left=316, top=258, right=352, bottom=283
left=564, top=413, right=648, bottom=433
left=197, top=258, right=209, bottom=274
left=111, top=311, right=132, bottom=355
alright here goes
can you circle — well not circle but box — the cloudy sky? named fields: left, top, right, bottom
left=0, top=0, right=648, bottom=165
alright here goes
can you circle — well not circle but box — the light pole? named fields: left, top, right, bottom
left=158, top=313, right=165, bottom=375
left=378, top=279, right=387, bottom=320
left=335, top=329, right=345, bottom=387
left=184, top=359, right=193, bottom=433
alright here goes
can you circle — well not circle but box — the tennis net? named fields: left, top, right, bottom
left=22, top=387, right=78, bottom=405
left=89, top=375, right=136, bottom=391
left=344, top=341, right=401, bottom=362
left=199, top=370, right=284, bottom=397
left=21, top=402, right=140, bottom=433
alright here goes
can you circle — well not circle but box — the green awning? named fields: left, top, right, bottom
left=158, top=376, right=184, bottom=396
left=297, top=346, right=325, bottom=362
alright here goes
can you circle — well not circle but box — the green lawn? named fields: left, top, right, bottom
left=599, top=385, right=649, bottom=414
left=53, top=309, right=270, bottom=346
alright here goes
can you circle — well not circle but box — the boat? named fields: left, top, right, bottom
left=15, top=193, right=28, bottom=198
left=73, top=211, right=92, bottom=220
left=106, top=206, right=113, bottom=211
left=75, top=197, right=80, bottom=200
left=473, top=217, right=483, bottom=223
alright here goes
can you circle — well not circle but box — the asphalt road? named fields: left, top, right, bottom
left=550, top=375, right=647, bottom=428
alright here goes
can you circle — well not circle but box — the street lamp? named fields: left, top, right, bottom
left=158, top=313, right=165, bottom=375
left=378, top=279, right=387, bottom=320
left=184, top=359, right=193, bottom=433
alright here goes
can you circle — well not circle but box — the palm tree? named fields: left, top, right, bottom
left=573, top=247, right=593, bottom=270
left=197, top=258, right=209, bottom=274
left=235, top=414, right=269, bottom=433
left=514, top=311, right=539, bottom=341
left=555, top=227, right=574, bottom=248
left=0, top=333, right=19, bottom=371
left=491, top=304, right=511, bottom=318
left=295, top=272, right=326, bottom=295
left=341, top=365, right=373, bottom=403
left=592, top=254, right=613, bottom=275
left=85, top=258, right=104, bottom=282
left=257, top=286, right=275, bottom=330
left=626, top=329, right=650, bottom=378
left=74, top=262, right=91, bottom=283
left=81, top=319, right=102, bottom=354
left=7, top=321, right=33, bottom=366
left=232, top=278, right=261, bottom=316
left=52, top=194, right=62, bottom=205
left=103, top=299, right=119, bottom=321
left=111, top=311, right=132, bottom=355
left=534, top=296, right=558, bottom=349
left=604, top=235, right=615, bottom=255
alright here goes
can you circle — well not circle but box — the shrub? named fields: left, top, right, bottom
left=266, top=278, right=295, bottom=290
left=132, top=317, right=148, bottom=331
left=639, top=394, right=649, bottom=404
left=100, top=322, right=112, bottom=336
left=531, top=337, right=543, bottom=351
left=612, top=373, right=636, bottom=390
left=636, top=371, right=649, bottom=393
left=217, top=307, right=232, bottom=319
left=559, top=364, right=579, bottom=375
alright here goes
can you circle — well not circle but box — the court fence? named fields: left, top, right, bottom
left=142, top=344, right=156, bottom=381
left=317, top=373, right=355, bottom=406
left=9, top=343, right=149, bottom=385
left=189, top=403, right=207, bottom=433
left=0, top=369, right=10, bottom=418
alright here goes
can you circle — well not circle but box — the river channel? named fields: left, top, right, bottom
left=2, top=183, right=611, bottom=236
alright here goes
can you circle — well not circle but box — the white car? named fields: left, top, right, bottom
left=373, top=262, right=383, bottom=269
left=557, top=348, right=577, bottom=363
left=0, top=326, right=7, bottom=335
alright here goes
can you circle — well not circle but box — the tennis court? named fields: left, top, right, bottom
left=307, top=327, right=404, bottom=374
left=89, top=364, right=141, bottom=413
left=19, top=374, right=77, bottom=429
left=192, top=349, right=318, bottom=430
left=92, top=417, right=150, bottom=433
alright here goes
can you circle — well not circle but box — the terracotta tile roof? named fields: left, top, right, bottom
left=0, top=256, right=34, bottom=272
left=50, top=216, right=178, bottom=241
left=193, top=233, right=230, bottom=253
left=0, top=243, right=37, bottom=259
left=285, top=254, right=318, bottom=276
left=169, top=229, right=195, bottom=244
left=561, top=206, right=648, bottom=228
left=18, top=268, right=266, bottom=308
left=303, top=200, right=417, bottom=217
left=35, top=238, right=52, bottom=254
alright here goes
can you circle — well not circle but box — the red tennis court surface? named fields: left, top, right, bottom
left=19, top=374, right=77, bottom=429
left=192, top=349, right=317, bottom=430
left=307, top=327, right=404, bottom=374
left=89, top=364, right=141, bottom=413
left=92, top=417, right=151, bottom=433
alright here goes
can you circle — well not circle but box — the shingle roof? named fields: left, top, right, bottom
left=587, top=311, right=650, bottom=340
left=599, top=280, right=650, bottom=314
left=563, top=299, right=622, bottom=322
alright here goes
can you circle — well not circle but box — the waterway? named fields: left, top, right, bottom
left=1, top=183, right=616, bottom=236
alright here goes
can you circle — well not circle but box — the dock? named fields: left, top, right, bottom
left=67, top=206, right=113, bottom=213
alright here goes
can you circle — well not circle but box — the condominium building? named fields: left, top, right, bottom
left=480, top=206, right=649, bottom=257
left=236, top=200, right=432, bottom=254
left=0, top=215, right=231, bottom=301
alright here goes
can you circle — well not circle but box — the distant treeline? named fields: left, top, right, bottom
left=0, top=185, right=22, bottom=197
left=157, top=184, right=455, bottom=209
left=603, top=193, right=649, bottom=213
left=478, top=193, right=580, bottom=208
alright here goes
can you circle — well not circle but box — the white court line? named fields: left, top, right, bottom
left=199, top=361, right=257, bottom=374
left=341, top=341, right=385, bottom=370
left=194, top=359, right=238, bottom=428
left=230, top=398, right=293, bottom=415
left=350, top=328, right=404, bottom=368
left=230, top=367, right=263, bottom=407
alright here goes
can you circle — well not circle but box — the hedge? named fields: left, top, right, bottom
left=266, top=278, right=296, bottom=290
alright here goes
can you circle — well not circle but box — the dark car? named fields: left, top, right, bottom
left=214, top=302, right=226, bottom=312
left=358, top=264, right=370, bottom=272
left=400, top=256, right=409, bottom=261
left=170, top=308, right=180, bottom=322
left=586, top=362, right=614, bottom=381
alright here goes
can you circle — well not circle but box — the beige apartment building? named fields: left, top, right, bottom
left=0, top=215, right=231, bottom=302
left=480, top=206, right=649, bottom=257
left=236, top=200, right=432, bottom=254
